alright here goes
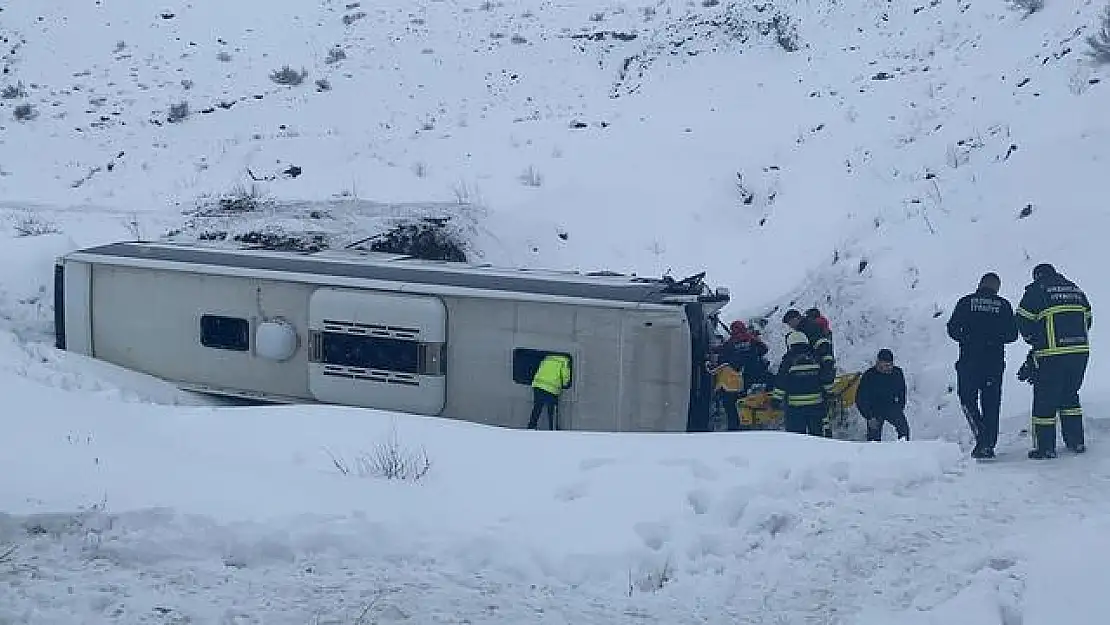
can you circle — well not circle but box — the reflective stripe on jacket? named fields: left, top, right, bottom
left=771, top=352, right=826, bottom=408
left=1016, top=274, right=1092, bottom=358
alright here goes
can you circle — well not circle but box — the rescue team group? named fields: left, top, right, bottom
left=704, top=263, right=1093, bottom=460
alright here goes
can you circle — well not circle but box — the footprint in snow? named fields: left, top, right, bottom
left=725, top=455, right=750, bottom=469
left=554, top=481, right=589, bottom=502
left=984, top=555, right=1018, bottom=571
left=659, top=458, right=720, bottom=481
left=579, top=457, right=616, bottom=471
left=634, top=521, right=671, bottom=551
left=686, top=489, right=712, bottom=515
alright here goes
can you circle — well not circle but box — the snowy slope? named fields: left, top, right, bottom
left=2, top=0, right=1107, bottom=439
left=1, top=0, right=1110, bottom=622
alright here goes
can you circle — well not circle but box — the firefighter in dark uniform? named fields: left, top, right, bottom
left=771, top=331, right=828, bottom=436
left=784, top=309, right=837, bottom=435
left=1016, top=263, right=1093, bottom=458
left=946, top=272, right=1019, bottom=459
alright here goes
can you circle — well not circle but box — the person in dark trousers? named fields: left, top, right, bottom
left=946, top=272, right=1019, bottom=459
left=802, top=308, right=837, bottom=436
left=771, top=331, right=828, bottom=436
left=528, top=353, right=571, bottom=430
left=856, top=349, right=910, bottom=441
left=784, top=308, right=837, bottom=435
left=1016, top=263, right=1093, bottom=459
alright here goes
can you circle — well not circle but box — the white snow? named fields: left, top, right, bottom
left=1, top=0, right=1109, bottom=622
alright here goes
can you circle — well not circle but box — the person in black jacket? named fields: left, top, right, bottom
left=1016, top=263, right=1093, bottom=459
left=856, top=349, right=910, bottom=441
left=771, top=331, right=828, bottom=436
left=717, top=320, right=772, bottom=390
left=784, top=308, right=836, bottom=394
left=946, top=272, right=1019, bottom=459
left=707, top=320, right=772, bottom=430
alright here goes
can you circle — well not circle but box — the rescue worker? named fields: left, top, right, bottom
left=785, top=308, right=837, bottom=435
left=771, top=331, right=828, bottom=436
left=804, top=307, right=833, bottom=341
left=720, top=320, right=772, bottom=389
left=856, top=349, right=910, bottom=441
left=945, top=272, right=1019, bottom=459
left=782, top=308, right=803, bottom=332
left=1016, top=263, right=1093, bottom=459
left=528, top=353, right=571, bottom=430
left=801, top=308, right=836, bottom=385
left=707, top=320, right=772, bottom=430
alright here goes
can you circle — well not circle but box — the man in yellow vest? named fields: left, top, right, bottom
left=528, top=353, right=572, bottom=430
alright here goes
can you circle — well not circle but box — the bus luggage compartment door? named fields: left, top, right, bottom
left=307, top=288, right=447, bottom=415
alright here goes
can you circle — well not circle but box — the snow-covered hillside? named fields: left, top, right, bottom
left=1, top=0, right=1109, bottom=622
left=3, top=0, right=1108, bottom=437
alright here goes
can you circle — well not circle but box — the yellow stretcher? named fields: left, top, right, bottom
left=735, top=371, right=862, bottom=431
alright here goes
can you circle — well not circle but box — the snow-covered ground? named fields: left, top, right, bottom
left=3, top=362, right=1110, bottom=623
left=1, top=0, right=1109, bottom=622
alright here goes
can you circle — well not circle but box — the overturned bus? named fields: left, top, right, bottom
left=53, top=240, right=730, bottom=432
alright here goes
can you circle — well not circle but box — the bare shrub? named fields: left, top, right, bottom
left=771, top=13, right=800, bottom=51
left=343, top=11, right=367, bottom=25
left=367, top=217, right=469, bottom=262
left=315, top=78, right=332, bottom=92
left=628, top=557, right=674, bottom=596
left=193, top=184, right=272, bottom=216
left=13, top=103, right=36, bottom=121
left=412, top=161, right=428, bottom=177
left=519, top=165, right=543, bottom=187
left=270, top=65, right=307, bottom=86
left=324, top=426, right=432, bottom=482
left=217, top=51, right=232, bottom=63
left=13, top=213, right=60, bottom=237
left=0, top=544, right=18, bottom=564
left=1008, top=0, right=1045, bottom=16
left=326, top=47, right=347, bottom=64
left=1, top=82, right=26, bottom=99
left=452, top=179, right=482, bottom=204
left=167, top=100, right=190, bottom=123
left=1089, top=5, right=1110, bottom=63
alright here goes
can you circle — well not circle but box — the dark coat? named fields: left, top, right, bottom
left=799, top=318, right=836, bottom=390
left=946, top=287, right=1018, bottom=366
left=771, top=346, right=826, bottom=408
left=1016, top=272, right=1092, bottom=359
left=856, top=365, right=907, bottom=420
left=714, top=336, right=771, bottom=386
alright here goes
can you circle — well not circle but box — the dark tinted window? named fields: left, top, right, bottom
left=512, top=348, right=572, bottom=387
left=318, top=332, right=420, bottom=374
left=200, top=315, right=250, bottom=351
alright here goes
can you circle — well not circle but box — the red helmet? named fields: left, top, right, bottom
left=729, top=320, right=748, bottom=336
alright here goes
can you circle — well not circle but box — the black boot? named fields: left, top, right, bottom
left=1068, top=443, right=1087, bottom=454
left=1028, top=448, right=1058, bottom=459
